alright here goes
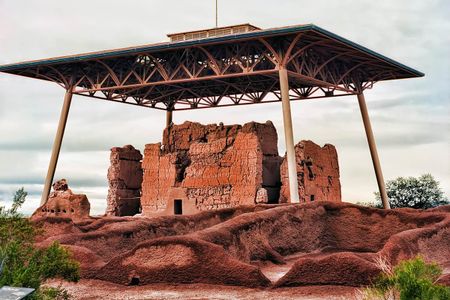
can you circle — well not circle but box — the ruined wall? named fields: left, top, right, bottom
left=33, top=179, right=90, bottom=220
left=106, top=145, right=142, bottom=216
left=141, top=143, right=178, bottom=213
left=280, top=140, right=341, bottom=203
left=141, top=121, right=281, bottom=215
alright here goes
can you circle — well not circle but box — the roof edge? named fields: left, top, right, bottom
left=309, top=25, right=424, bottom=77
left=0, top=23, right=424, bottom=78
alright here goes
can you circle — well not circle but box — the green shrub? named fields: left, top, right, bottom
left=37, top=286, right=71, bottom=300
left=0, top=188, right=80, bottom=299
left=361, top=256, right=450, bottom=300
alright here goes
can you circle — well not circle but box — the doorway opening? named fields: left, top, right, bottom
left=174, top=199, right=183, bottom=215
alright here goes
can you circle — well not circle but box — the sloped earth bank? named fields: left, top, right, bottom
left=36, top=202, right=450, bottom=294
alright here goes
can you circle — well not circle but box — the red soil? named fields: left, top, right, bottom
left=34, top=202, right=450, bottom=290
left=44, top=279, right=358, bottom=300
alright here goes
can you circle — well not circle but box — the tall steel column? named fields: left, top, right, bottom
left=40, top=88, right=73, bottom=205
left=166, top=110, right=173, bottom=128
left=279, top=68, right=300, bottom=203
left=357, top=92, right=390, bottom=209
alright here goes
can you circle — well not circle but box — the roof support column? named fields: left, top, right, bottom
left=166, top=110, right=173, bottom=128
left=357, top=92, right=390, bottom=209
left=165, top=109, right=173, bottom=146
left=40, top=88, right=73, bottom=205
left=279, top=68, right=300, bottom=203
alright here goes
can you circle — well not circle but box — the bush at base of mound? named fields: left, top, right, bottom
left=93, top=236, right=271, bottom=287
left=363, top=256, right=450, bottom=299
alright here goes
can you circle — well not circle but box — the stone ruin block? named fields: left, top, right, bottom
left=32, top=179, right=90, bottom=220
left=141, top=121, right=282, bottom=216
left=106, top=145, right=143, bottom=216
left=280, top=140, right=341, bottom=203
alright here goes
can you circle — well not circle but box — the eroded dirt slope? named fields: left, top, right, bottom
left=35, top=202, right=450, bottom=288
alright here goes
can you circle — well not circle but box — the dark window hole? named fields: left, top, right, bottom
left=129, top=277, right=140, bottom=286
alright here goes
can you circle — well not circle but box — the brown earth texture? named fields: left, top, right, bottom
left=34, top=202, right=450, bottom=299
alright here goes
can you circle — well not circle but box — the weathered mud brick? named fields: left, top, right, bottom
left=280, top=140, right=341, bottom=203
left=141, top=121, right=282, bottom=215
left=32, top=179, right=90, bottom=220
left=106, top=145, right=142, bottom=216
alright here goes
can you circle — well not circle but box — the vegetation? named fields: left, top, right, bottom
left=360, top=256, right=450, bottom=300
left=0, top=188, right=80, bottom=299
left=374, top=174, right=448, bottom=209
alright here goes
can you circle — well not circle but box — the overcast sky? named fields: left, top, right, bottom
left=0, top=0, right=448, bottom=215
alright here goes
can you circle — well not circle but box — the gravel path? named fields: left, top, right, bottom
left=45, top=279, right=359, bottom=300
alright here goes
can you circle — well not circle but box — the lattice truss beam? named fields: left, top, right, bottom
left=14, top=31, right=410, bottom=110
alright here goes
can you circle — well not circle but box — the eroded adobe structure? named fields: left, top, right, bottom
left=105, top=145, right=142, bottom=216
left=134, top=121, right=341, bottom=216
left=280, top=141, right=341, bottom=203
left=33, top=179, right=90, bottom=220
left=141, top=121, right=282, bottom=215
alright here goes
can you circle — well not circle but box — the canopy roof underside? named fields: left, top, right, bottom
left=0, top=24, right=423, bottom=111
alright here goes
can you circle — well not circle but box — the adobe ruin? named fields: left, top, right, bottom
left=141, top=121, right=282, bottom=215
left=33, top=179, right=90, bottom=220
left=280, top=141, right=341, bottom=203
left=105, top=145, right=142, bottom=216
left=106, top=121, right=342, bottom=216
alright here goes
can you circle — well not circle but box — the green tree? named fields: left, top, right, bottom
left=375, top=174, right=448, bottom=209
left=0, top=188, right=80, bottom=299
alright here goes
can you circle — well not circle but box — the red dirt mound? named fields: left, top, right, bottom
left=438, top=274, right=450, bottom=286
left=34, top=202, right=450, bottom=288
left=34, top=205, right=276, bottom=263
left=193, top=202, right=447, bottom=263
left=92, top=236, right=271, bottom=287
left=274, top=252, right=380, bottom=287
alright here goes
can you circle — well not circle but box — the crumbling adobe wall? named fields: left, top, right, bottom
left=141, top=143, right=178, bottom=213
left=32, top=179, right=90, bottom=220
left=141, top=121, right=281, bottom=215
left=106, top=145, right=142, bottom=216
left=280, top=140, right=341, bottom=203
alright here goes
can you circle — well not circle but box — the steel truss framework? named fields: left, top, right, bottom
left=0, top=26, right=422, bottom=111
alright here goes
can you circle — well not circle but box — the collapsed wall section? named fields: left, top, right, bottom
left=106, top=145, right=142, bottom=216
left=280, top=140, right=341, bottom=203
left=141, top=121, right=281, bottom=215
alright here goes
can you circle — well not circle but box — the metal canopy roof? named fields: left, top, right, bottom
left=0, top=24, right=423, bottom=111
